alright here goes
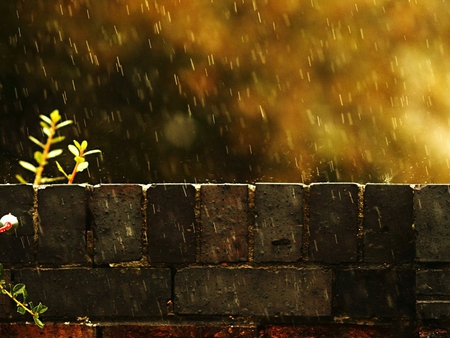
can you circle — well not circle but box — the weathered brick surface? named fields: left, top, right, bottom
left=15, top=268, right=171, bottom=318
left=414, top=185, right=450, bottom=262
left=265, top=325, right=414, bottom=338
left=417, top=269, right=450, bottom=323
left=0, top=323, right=96, bottom=338
left=0, top=184, right=34, bottom=264
left=101, top=324, right=258, bottom=338
left=174, top=267, right=331, bottom=316
left=334, top=268, right=415, bottom=319
left=254, top=183, right=303, bottom=262
left=200, top=184, right=249, bottom=263
left=363, top=184, right=414, bottom=263
left=37, top=185, right=88, bottom=265
left=309, top=183, right=359, bottom=263
left=89, top=184, right=143, bottom=264
left=147, top=184, right=196, bottom=263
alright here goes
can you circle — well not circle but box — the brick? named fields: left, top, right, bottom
left=37, top=185, right=88, bottom=265
left=0, top=323, right=96, bottom=338
left=15, top=267, right=171, bottom=318
left=418, top=327, right=450, bottom=338
left=147, top=184, right=196, bottom=263
left=253, top=183, right=303, bottom=262
left=265, top=325, right=414, bottom=338
left=200, top=184, right=249, bottom=263
left=334, top=268, right=415, bottom=319
left=309, top=183, right=359, bottom=263
left=102, top=324, right=258, bottom=338
left=89, top=184, right=143, bottom=264
left=363, top=184, right=414, bottom=263
left=417, top=269, right=450, bottom=296
left=0, top=269, right=12, bottom=319
left=414, top=185, right=450, bottom=262
left=417, top=301, right=450, bottom=324
left=0, top=184, right=34, bottom=264
left=174, top=267, right=331, bottom=316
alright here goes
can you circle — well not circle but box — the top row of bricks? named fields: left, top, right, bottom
left=0, top=183, right=446, bottom=265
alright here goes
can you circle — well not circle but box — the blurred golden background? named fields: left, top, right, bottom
left=1, top=0, right=450, bottom=183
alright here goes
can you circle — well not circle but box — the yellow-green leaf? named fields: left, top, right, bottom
left=42, top=127, right=52, bottom=137
left=73, top=140, right=81, bottom=150
left=28, top=136, right=45, bottom=148
left=39, top=121, right=50, bottom=130
left=84, top=149, right=101, bottom=156
left=55, top=120, right=73, bottom=129
left=39, top=114, right=52, bottom=125
left=50, top=109, right=61, bottom=123
left=47, top=149, right=63, bottom=159
left=56, top=161, right=69, bottom=178
left=81, top=140, right=88, bottom=150
left=34, top=151, right=44, bottom=164
left=77, top=161, right=89, bottom=172
left=15, top=174, right=28, bottom=184
left=19, top=161, right=36, bottom=173
left=75, top=156, right=85, bottom=164
left=68, top=144, right=79, bottom=156
left=51, top=136, right=66, bottom=144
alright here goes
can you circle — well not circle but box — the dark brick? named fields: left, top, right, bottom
left=363, top=184, right=414, bottom=263
left=418, top=327, right=450, bottom=338
left=102, top=324, right=258, bottom=338
left=15, top=267, right=171, bottom=318
left=0, top=323, right=96, bottom=338
left=0, top=184, right=34, bottom=264
left=417, top=269, right=450, bottom=296
left=334, top=268, right=415, bottom=319
left=417, top=302, right=450, bottom=324
left=174, top=267, right=331, bottom=316
left=0, top=269, right=12, bottom=319
left=37, top=185, right=88, bottom=265
left=147, top=184, right=196, bottom=263
left=200, top=184, right=249, bottom=263
left=309, top=183, right=359, bottom=263
left=89, top=184, right=143, bottom=264
left=414, top=185, right=450, bottom=262
left=254, top=183, right=303, bottom=262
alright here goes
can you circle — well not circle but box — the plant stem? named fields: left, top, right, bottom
left=33, top=121, right=57, bottom=185
left=67, top=149, right=84, bottom=184
left=0, top=284, right=36, bottom=317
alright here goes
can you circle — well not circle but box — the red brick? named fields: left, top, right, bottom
left=200, top=184, right=249, bottom=263
left=0, top=323, right=96, bottom=338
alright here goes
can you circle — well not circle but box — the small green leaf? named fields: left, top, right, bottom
left=73, top=140, right=81, bottom=150
left=33, top=302, right=48, bottom=314
left=40, top=176, right=66, bottom=183
left=39, top=121, right=50, bottom=130
left=39, top=114, right=52, bottom=125
left=56, top=161, right=69, bottom=178
left=51, top=136, right=66, bottom=144
left=50, top=109, right=61, bottom=123
left=15, top=174, right=28, bottom=184
left=42, top=127, right=52, bottom=137
left=77, top=161, right=89, bottom=172
left=34, top=151, right=44, bottom=164
left=28, top=136, right=45, bottom=148
left=47, top=149, right=63, bottom=159
left=19, top=161, right=37, bottom=173
left=17, top=306, right=26, bottom=315
left=33, top=315, right=44, bottom=329
left=12, top=284, right=27, bottom=302
left=68, top=144, right=79, bottom=156
left=84, top=149, right=102, bottom=156
left=81, top=140, right=88, bottom=150
left=75, top=156, right=85, bottom=164
left=55, top=120, right=73, bottom=129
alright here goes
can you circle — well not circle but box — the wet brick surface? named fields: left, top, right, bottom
left=253, top=183, right=303, bottom=262
left=147, top=184, right=196, bottom=263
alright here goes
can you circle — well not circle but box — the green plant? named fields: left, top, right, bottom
left=16, top=110, right=100, bottom=184
left=0, top=214, right=47, bottom=328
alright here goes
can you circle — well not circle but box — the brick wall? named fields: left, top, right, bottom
left=0, top=183, right=448, bottom=337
